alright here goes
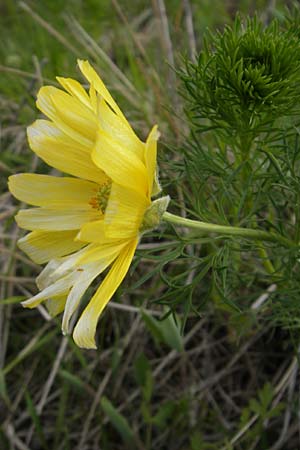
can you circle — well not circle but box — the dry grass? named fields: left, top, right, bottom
left=1, top=1, right=300, bottom=449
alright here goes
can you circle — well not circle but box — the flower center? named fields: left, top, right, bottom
left=89, top=181, right=112, bottom=214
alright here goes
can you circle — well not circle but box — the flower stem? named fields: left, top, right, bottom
left=162, top=212, right=294, bottom=248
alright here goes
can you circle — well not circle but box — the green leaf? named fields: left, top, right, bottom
left=133, top=353, right=151, bottom=387
left=25, top=390, right=48, bottom=450
left=58, top=369, right=86, bottom=393
left=111, top=346, right=122, bottom=377
left=100, top=396, right=136, bottom=446
left=258, top=382, right=273, bottom=411
left=3, top=327, right=57, bottom=376
left=0, top=371, right=9, bottom=407
left=141, top=309, right=184, bottom=352
left=151, top=401, right=176, bottom=429
left=159, top=309, right=184, bottom=352
left=141, top=310, right=164, bottom=345
left=190, top=431, right=204, bottom=450
left=141, top=401, right=152, bottom=423
left=141, top=308, right=184, bottom=352
left=133, top=353, right=153, bottom=402
left=0, top=296, right=26, bottom=305
left=143, top=370, right=153, bottom=404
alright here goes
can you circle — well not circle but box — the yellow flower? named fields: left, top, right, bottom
left=8, top=60, right=169, bottom=349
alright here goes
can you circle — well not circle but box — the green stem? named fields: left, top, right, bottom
left=162, top=212, right=294, bottom=248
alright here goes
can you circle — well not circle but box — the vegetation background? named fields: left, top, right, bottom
left=1, top=1, right=299, bottom=449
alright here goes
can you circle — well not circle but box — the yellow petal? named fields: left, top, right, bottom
left=97, top=98, right=144, bottom=160
left=50, top=88, right=97, bottom=140
left=9, top=174, right=98, bottom=208
left=56, top=77, right=92, bottom=110
left=77, top=220, right=126, bottom=245
left=105, top=183, right=149, bottom=239
left=92, top=130, right=148, bottom=194
left=16, top=207, right=101, bottom=231
left=73, top=238, right=138, bottom=349
left=76, top=220, right=106, bottom=243
left=18, top=230, right=84, bottom=264
left=145, top=125, right=160, bottom=198
left=37, top=86, right=97, bottom=146
left=78, top=59, right=126, bottom=122
left=27, top=120, right=107, bottom=183
left=75, top=241, right=128, bottom=265
left=89, top=84, right=97, bottom=114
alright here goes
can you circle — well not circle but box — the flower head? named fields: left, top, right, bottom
left=9, top=60, right=169, bottom=349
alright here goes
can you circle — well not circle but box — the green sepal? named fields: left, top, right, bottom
left=140, top=195, right=170, bottom=233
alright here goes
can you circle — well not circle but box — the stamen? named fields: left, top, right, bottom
left=89, top=181, right=112, bottom=213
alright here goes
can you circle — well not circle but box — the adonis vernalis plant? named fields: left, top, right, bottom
left=9, top=51, right=298, bottom=350
left=9, top=60, right=169, bottom=349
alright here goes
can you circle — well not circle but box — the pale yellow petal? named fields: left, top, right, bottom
left=97, top=98, right=144, bottom=160
left=78, top=59, right=126, bottom=122
left=45, top=295, right=67, bottom=317
left=36, top=86, right=97, bottom=146
left=22, top=271, right=78, bottom=308
left=152, top=168, right=162, bottom=197
left=9, top=174, right=98, bottom=208
left=92, top=131, right=148, bottom=194
left=50, top=244, right=96, bottom=278
left=18, top=230, right=84, bottom=264
left=73, top=238, right=138, bottom=348
left=105, top=183, right=149, bottom=239
left=27, top=120, right=107, bottom=183
left=53, top=241, right=125, bottom=271
left=36, top=259, right=64, bottom=290
left=28, top=118, right=83, bottom=148
left=62, top=258, right=116, bottom=334
left=145, top=125, right=160, bottom=198
left=16, top=207, right=101, bottom=231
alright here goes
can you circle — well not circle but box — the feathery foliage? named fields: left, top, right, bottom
left=176, top=14, right=300, bottom=330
